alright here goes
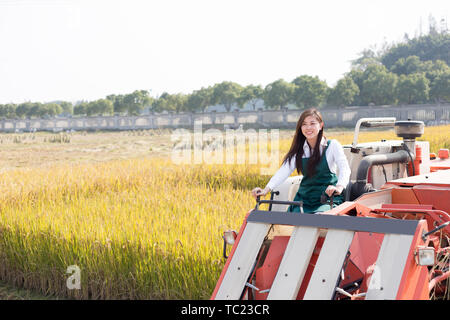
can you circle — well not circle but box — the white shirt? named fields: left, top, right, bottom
left=265, top=137, right=351, bottom=191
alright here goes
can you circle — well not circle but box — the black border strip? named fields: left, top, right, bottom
left=247, top=211, right=419, bottom=235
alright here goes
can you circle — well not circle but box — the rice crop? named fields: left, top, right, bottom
left=0, top=125, right=448, bottom=299
left=0, top=159, right=268, bottom=299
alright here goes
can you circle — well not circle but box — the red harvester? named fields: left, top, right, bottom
left=212, top=118, right=449, bottom=300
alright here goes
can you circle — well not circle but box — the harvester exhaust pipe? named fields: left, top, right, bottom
left=351, top=150, right=410, bottom=199
left=351, top=120, right=424, bottom=200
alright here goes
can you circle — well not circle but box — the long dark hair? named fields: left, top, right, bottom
left=282, top=108, right=325, bottom=177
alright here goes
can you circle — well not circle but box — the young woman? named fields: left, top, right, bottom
left=251, top=108, right=351, bottom=213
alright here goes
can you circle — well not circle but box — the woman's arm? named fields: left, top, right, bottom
left=264, top=155, right=297, bottom=191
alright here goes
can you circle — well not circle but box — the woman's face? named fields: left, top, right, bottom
left=301, top=115, right=323, bottom=140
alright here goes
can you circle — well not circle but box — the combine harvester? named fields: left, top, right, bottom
left=212, top=118, right=449, bottom=300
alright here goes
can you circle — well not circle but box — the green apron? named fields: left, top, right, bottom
left=288, top=140, right=344, bottom=214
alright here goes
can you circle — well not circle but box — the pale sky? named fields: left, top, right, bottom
left=0, top=0, right=448, bottom=104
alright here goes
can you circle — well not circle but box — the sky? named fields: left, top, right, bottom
left=0, top=0, right=448, bottom=104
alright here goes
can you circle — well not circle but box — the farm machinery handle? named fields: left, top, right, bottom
left=256, top=190, right=339, bottom=211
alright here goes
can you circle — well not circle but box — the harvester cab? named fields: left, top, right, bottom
left=212, top=118, right=450, bottom=300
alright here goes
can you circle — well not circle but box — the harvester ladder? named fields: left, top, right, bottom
left=213, top=211, right=420, bottom=300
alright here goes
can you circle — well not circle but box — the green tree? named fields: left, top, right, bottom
left=346, top=68, right=367, bottom=105
left=396, top=73, right=430, bottom=104
left=351, top=48, right=382, bottom=71
left=238, top=84, right=263, bottom=110
left=85, top=101, right=99, bottom=116
left=291, top=75, right=328, bottom=108
left=430, top=70, right=450, bottom=102
left=28, top=103, right=42, bottom=118
left=172, top=93, right=188, bottom=113
left=390, top=56, right=423, bottom=75
left=360, top=64, right=398, bottom=105
left=59, top=101, right=73, bottom=115
left=381, top=31, right=450, bottom=70
left=184, top=87, right=214, bottom=112
left=211, top=81, right=243, bottom=112
left=42, top=103, right=63, bottom=117
left=153, top=93, right=188, bottom=113
left=152, top=92, right=171, bottom=113
left=423, top=59, right=450, bottom=84
left=90, top=99, right=114, bottom=115
left=263, top=79, right=295, bottom=110
left=327, top=76, right=360, bottom=107
left=107, top=94, right=127, bottom=114
left=123, top=90, right=152, bottom=115
left=74, top=102, right=88, bottom=115
left=16, top=102, right=34, bottom=119
left=0, top=104, right=16, bottom=119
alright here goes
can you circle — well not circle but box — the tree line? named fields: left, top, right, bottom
left=0, top=29, right=448, bottom=120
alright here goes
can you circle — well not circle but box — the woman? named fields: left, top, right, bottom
left=251, top=108, right=351, bottom=213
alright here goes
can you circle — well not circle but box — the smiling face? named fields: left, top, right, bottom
left=301, top=115, right=323, bottom=142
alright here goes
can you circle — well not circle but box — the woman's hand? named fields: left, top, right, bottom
left=251, top=187, right=271, bottom=199
left=325, top=185, right=344, bottom=197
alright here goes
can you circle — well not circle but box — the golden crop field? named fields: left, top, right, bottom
left=0, top=124, right=449, bottom=299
